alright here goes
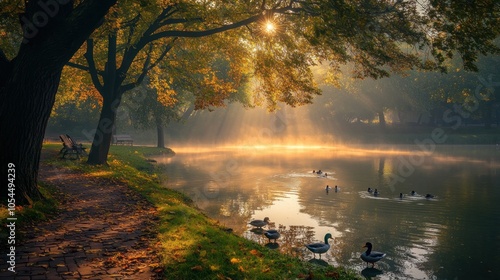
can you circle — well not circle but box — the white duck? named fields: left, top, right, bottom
left=360, top=242, right=386, bottom=267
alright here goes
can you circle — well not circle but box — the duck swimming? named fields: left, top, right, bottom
left=360, top=242, right=386, bottom=267
left=264, top=230, right=280, bottom=243
left=249, top=217, right=270, bottom=228
left=305, top=233, right=333, bottom=259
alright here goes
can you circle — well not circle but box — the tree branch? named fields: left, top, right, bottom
left=147, top=38, right=178, bottom=71
left=120, top=82, right=137, bottom=93
left=66, top=61, right=105, bottom=76
left=118, top=6, right=176, bottom=77
left=16, top=0, right=117, bottom=70
left=146, top=13, right=264, bottom=42
left=160, top=17, right=202, bottom=26
left=136, top=43, right=154, bottom=87
left=125, top=14, right=142, bottom=46
left=84, top=39, right=104, bottom=94
left=106, top=33, right=118, bottom=92
left=144, top=4, right=303, bottom=43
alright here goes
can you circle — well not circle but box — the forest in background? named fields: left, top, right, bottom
left=47, top=54, right=500, bottom=146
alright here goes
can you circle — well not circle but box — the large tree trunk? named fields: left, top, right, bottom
left=0, top=0, right=117, bottom=205
left=87, top=95, right=121, bottom=165
left=86, top=33, right=123, bottom=165
left=0, top=60, right=61, bottom=204
left=156, top=119, right=165, bottom=148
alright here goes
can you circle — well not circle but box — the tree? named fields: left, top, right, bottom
left=125, top=84, right=191, bottom=148
left=66, top=0, right=500, bottom=165
left=66, top=1, right=319, bottom=165
left=1, top=0, right=117, bottom=204
left=47, top=66, right=102, bottom=134
left=125, top=48, right=252, bottom=148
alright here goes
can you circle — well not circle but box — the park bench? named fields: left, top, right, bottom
left=59, top=134, right=87, bottom=159
left=112, top=134, right=134, bottom=146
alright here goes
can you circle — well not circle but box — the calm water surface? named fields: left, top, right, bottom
left=154, top=145, right=500, bottom=280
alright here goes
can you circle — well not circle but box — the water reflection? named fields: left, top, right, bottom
left=361, top=267, right=384, bottom=279
left=154, top=145, right=500, bottom=280
left=244, top=224, right=317, bottom=261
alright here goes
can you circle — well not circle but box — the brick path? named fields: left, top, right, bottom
left=1, top=163, right=162, bottom=279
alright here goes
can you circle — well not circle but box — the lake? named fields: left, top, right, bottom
left=153, top=145, right=500, bottom=280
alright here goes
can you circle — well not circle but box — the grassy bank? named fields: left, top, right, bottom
left=0, top=183, right=59, bottom=250
left=28, top=144, right=360, bottom=279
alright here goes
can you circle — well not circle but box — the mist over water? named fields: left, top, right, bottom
left=154, top=143, right=500, bottom=280
left=162, top=102, right=341, bottom=147
left=138, top=95, right=500, bottom=279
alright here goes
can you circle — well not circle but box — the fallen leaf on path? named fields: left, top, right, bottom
left=191, top=265, right=203, bottom=271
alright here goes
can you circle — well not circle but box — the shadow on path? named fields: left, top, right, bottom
left=1, top=163, right=162, bottom=279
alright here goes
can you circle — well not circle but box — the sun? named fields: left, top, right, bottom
left=265, top=21, right=276, bottom=33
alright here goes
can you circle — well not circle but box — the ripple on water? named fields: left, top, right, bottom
left=273, top=170, right=337, bottom=180
left=358, top=191, right=390, bottom=200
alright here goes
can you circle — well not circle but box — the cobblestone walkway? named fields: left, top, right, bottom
left=1, top=163, right=162, bottom=279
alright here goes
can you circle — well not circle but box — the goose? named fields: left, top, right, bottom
left=249, top=217, right=270, bottom=228
left=360, top=242, right=386, bottom=267
left=305, top=233, right=333, bottom=259
left=264, top=229, right=280, bottom=243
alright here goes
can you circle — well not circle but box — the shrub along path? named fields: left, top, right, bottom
left=0, top=163, right=162, bottom=279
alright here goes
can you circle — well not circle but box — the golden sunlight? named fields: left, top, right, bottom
left=265, top=21, right=276, bottom=33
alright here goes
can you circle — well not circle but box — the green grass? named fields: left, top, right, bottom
left=0, top=182, right=59, bottom=250
left=24, top=144, right=362, bottom=279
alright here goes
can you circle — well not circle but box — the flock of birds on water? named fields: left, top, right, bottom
left=366, top=187, right=435, bottom=199
left=245, top=169, right=440, bottom=273
left=248, top=217, right=386, bottom=268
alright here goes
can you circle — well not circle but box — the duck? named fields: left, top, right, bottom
left=264, top=229, right=280, bottom=243
left=249, top=217, right=270, bottom=228
left=305, top=233, right=333, bottom=259
left=360, top=242, right=386, bottom=267
left=425, top=193, right=435, bottom=199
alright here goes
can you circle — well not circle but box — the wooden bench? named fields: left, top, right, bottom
left=59, top=134, right=87, bottom=159
left=112, top=134, right=134, bottom=146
